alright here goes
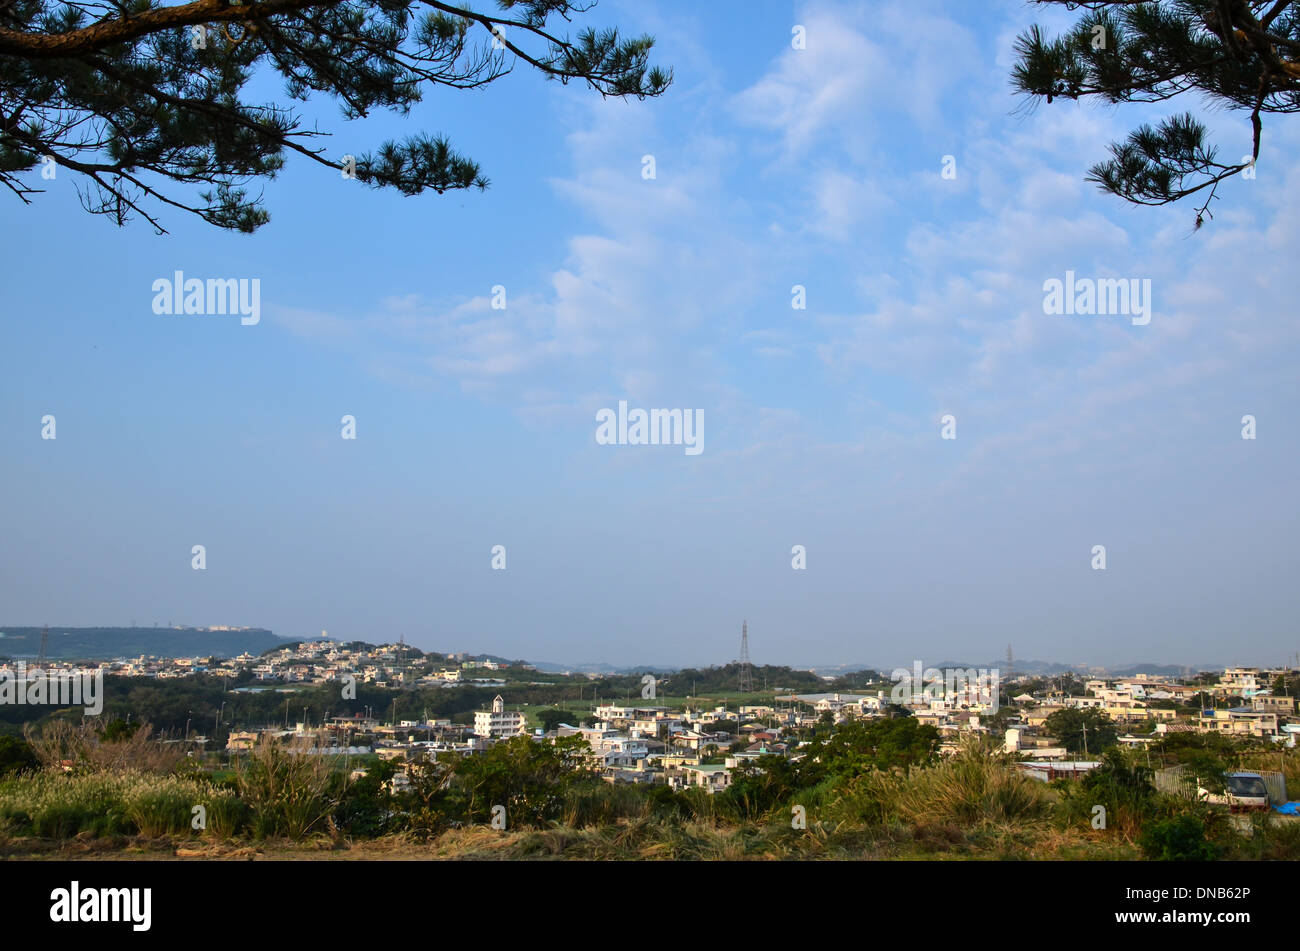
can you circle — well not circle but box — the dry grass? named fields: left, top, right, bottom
left=24, top=720, right=186, bottom=774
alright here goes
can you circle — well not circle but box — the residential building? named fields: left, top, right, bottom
left=473, top=694, right=527, bottom=738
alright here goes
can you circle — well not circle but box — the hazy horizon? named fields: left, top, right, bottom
left=0, top=622, right=1286, bottom=674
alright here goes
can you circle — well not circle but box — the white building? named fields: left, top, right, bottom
left=473, top=695, right=527, bottom=738
left=1220, top=668, right=1262, bottom=697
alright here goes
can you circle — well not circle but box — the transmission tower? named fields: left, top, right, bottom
left=1005, top=643, right=1014, bottom=683
left=737, top=621, right=754, bottom=693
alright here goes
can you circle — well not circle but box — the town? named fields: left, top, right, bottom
left=5, top=636, right=1296, bottom=799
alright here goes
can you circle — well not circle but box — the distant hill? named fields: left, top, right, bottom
left=1108, top=663, right=1199, bottom=678
left=0, top=626, right=284, bottom=660
left=811, top=659, right=1215, bottom=678
left=528, top=660, right=667, bottom=675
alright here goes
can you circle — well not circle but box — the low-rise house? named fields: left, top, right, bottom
left=1197, top=707, right=1278, bottom=738
left=1219, top=667, right=1263, bottom=698
left=226, top=730, right=260, bottom=751
left=669, top=764, right=732, bottom=792
left=1252, top=695, right=1297, bottom=716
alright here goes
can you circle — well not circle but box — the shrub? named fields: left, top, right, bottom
left=1139, top=813, right=1218, bottom=861
left=24, top=720, right=185, bottom=774
left=446, top=734, right=593, bottom=828
left=332, top=759, right=402, bottom=839
left=891, top=743, right=1051, bottom=826
left=827, top=741, right=1051, bottom=829
left=0, top=735, right=39, bottom=777
left=1055, top=748, right=1156, bottom=838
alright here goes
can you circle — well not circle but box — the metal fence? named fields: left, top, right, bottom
left=1153, top=765, right=1197, bottom=800
left=1153, top=765, right=1288, bottom=804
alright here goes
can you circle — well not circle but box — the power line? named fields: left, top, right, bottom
left=738, top=620, right=753, bottom=693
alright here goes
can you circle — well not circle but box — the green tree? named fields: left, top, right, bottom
left=0, top=734, right=39, bottom=777
left=1011, top=1, right=1300, bottom=221
left=0, top=0, right=670, bottom=232
left=101, top=717, right=141, bottom=742
left=1062, top=747, right=1157, bottom=834
left=450, top=734, right=591, bottom=826
left=799, top=717, right=940, bottom=784
left=1154, top=731, right=1237, bottom=793
left=1043, top=707, right=1118, bottom=755
left=720, top=754, right=800, bottom=821
left=333, top=756, right=402, bottom=837
left=534, top=707, right=576, bottom=733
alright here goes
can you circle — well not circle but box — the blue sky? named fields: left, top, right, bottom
left=2, top=0, right=1298, bottom=670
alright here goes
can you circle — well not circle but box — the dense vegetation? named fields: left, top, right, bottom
left=0, top=661, right=889, bottom=743
left=0, top=717, right=1295, bottom=861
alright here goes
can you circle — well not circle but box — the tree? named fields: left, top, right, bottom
left=1043, top=707, right=1118, bottom=755
left=720, top=753, right=800, bottom=821
left=1072, top=747, right=1156, bottom=833
left=0, top=0, right=671, bottom=232
left=101, top=717, right=141, bottom=742
left=449, top=733, right=591, bottom=825
left=1011, top=1, right=1300, bottom=223
left=798, top=717, right=940, bottom=784
left=534, top=707, right=574, bottom=732
left=0, top=734, right=39, bottom=777
left=1152, top=730, right=1236, bottom=791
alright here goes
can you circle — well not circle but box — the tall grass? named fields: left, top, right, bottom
left=827, top=741, right=1052, bottom=829
left=233, top=737, right=336, bottom=839
left=0, top=770, right=239, bottom=839
left=558, top=782, right=651, bottom=827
